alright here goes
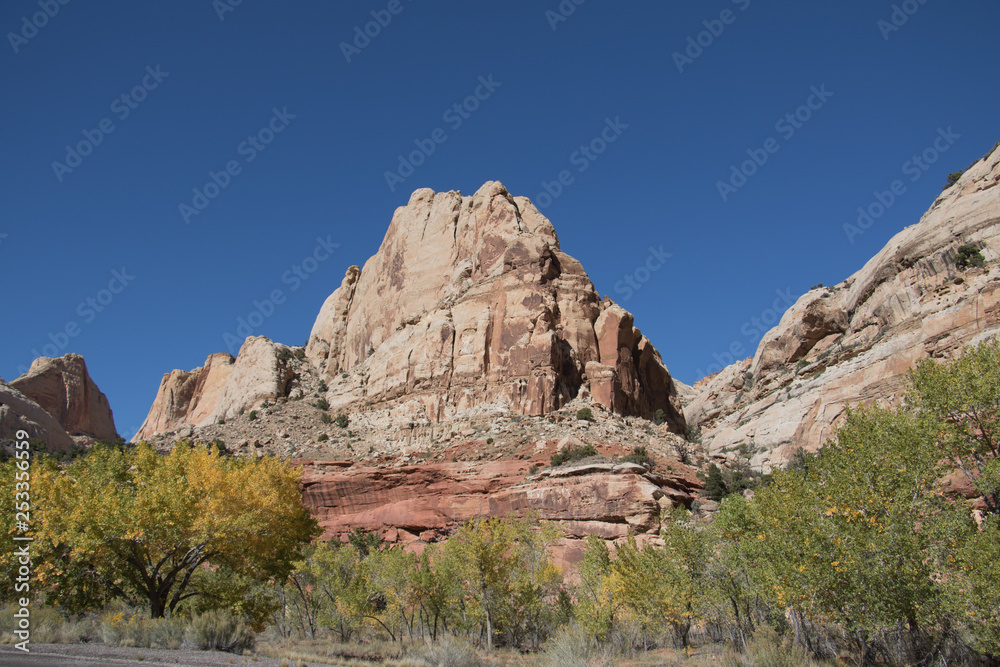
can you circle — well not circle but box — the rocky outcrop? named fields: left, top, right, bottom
left=9, top=354, right=117, bottom=443
left=688, top=141, right=1000, bottom=470
left=0, top=380, right=76, bottom=452
left=133, top=338, right=296, bottom=441
left=299, top=445, right=701, bottom=549
left=305, top=182, right=684, bottom=430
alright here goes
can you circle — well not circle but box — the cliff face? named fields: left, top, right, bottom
left=688, top=142, right=1000, bottom=470
left=135, top=182, right=686, bottom=441
left=133, top=339, right=296, bottom=442
left=9, top=353, right=117, bottom=443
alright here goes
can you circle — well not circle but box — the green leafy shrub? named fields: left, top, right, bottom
left=318, top=380, right=328, bottom=393
left=321, top=413, right=332, bottom=425
left=653, top=408, right=668, bottom=425
left=315, top=398, right=330, bottom=411
left=955, top=244, right=985, bottom=270
left=576, top=407, right=594, bottom=421
left=486, top=437, right=494, bottom=445
left=550, top=444, right=598, bottom=467
left=317, top=433, right=328, bottom=442
left=334, top=414, right=349, bottom=429
left=185, top=610, right=255, bottom=653
left=620, top=446, right=652, bottom=469
left=247, top=411, right=257, bottom=421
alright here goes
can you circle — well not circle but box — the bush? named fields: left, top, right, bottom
left=653, top=408, right=668, bottom=425
left=551, top=444, right=598, bottom=467
left=528, top=464, right=540, bottom=475
left=540, top=622, right=615, bottom=667
left=317, top=434, right=328, bottom=442
left=294, top=348, right=306, bottom=360
left=943, top=170, right=964, bottom=190
left=315, top=398, right=330, bottom=411
left=620, top=446, right=652, bottom=469
left=318, top=380, right=328, bottom=393
left=248, top=410, right=257, bottom=421
left=486, top=437, right=494, bottom=445
left=185, top=609, right=255, bottom=653
left=321, top=413, right=332, bottom=424
left=407, top=635, right=486, bottom=667
left=576, top=407, right=594, bottom=421
left=334, top=414, right=349, bottom=429
left=955, top=244, right=985, bottom=270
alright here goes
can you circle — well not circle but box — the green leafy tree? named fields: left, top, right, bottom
left=910, top=340, right=1000, bottom=516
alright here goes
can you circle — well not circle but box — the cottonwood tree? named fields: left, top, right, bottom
left=33, top=441, right=319, bottom=621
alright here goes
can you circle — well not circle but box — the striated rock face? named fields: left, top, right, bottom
left=0, top=380, right=76, bottom=452
left=10, top=354, right=117, bottom=442
left=305, top=182, right=685, bottom=430
left=133, top=338, right=296, bottom=441
left=688, top=141, right=1000, bottom=470
left=299, top=444, right=701, bottom=566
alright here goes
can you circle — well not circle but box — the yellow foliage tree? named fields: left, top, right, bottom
left=33, top=441, right=319, bottom=621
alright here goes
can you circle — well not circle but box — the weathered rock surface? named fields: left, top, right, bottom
left=0, top=380, right=76, bottom=452
left=688, top=141, right=1000, bottom=470
left=9, top=354, right=117, bottom=443
left=305, top=182, right=684, bottom=430
left=299, top=442, right=700, bottom=552
left=133, top=338, right=297, bottom=441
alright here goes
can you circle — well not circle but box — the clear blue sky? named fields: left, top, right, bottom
left=2, top=0, right=997, bottom=440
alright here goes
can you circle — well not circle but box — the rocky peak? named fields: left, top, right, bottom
left=9, top=353, right=118, bottom=443
left=305, top=181, right=685, bottom=429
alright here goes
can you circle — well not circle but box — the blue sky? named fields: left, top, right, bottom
left=1, top=0, right=997, bottom=440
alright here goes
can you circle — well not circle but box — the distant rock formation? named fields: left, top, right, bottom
left=688, top=141, right=1000, bottom=470
left=0, top=380, right=76, bottom=452
left=135, top=182, right=686, bottom=441
left=9, top=354, right=117, bottom=443
left=305, top=181, right=685, bottom=429
left=133, top=338, right=296, bottom=441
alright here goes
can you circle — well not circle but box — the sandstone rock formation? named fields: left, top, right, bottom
left=134, top=337, right=296, bottom=441
left=299, top=440, right=701, bottom=570
left=9, top=354, right=117, bottom=443
left=0, top=380, right=76, bottom=452
left=688, top=141, right=1000, bottom=470
left=305, top=181, right=684, bottom=430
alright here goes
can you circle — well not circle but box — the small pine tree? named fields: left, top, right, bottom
left=702, top=463, right=728, bottom=501
left=955, top=244, right=985, bottom=270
